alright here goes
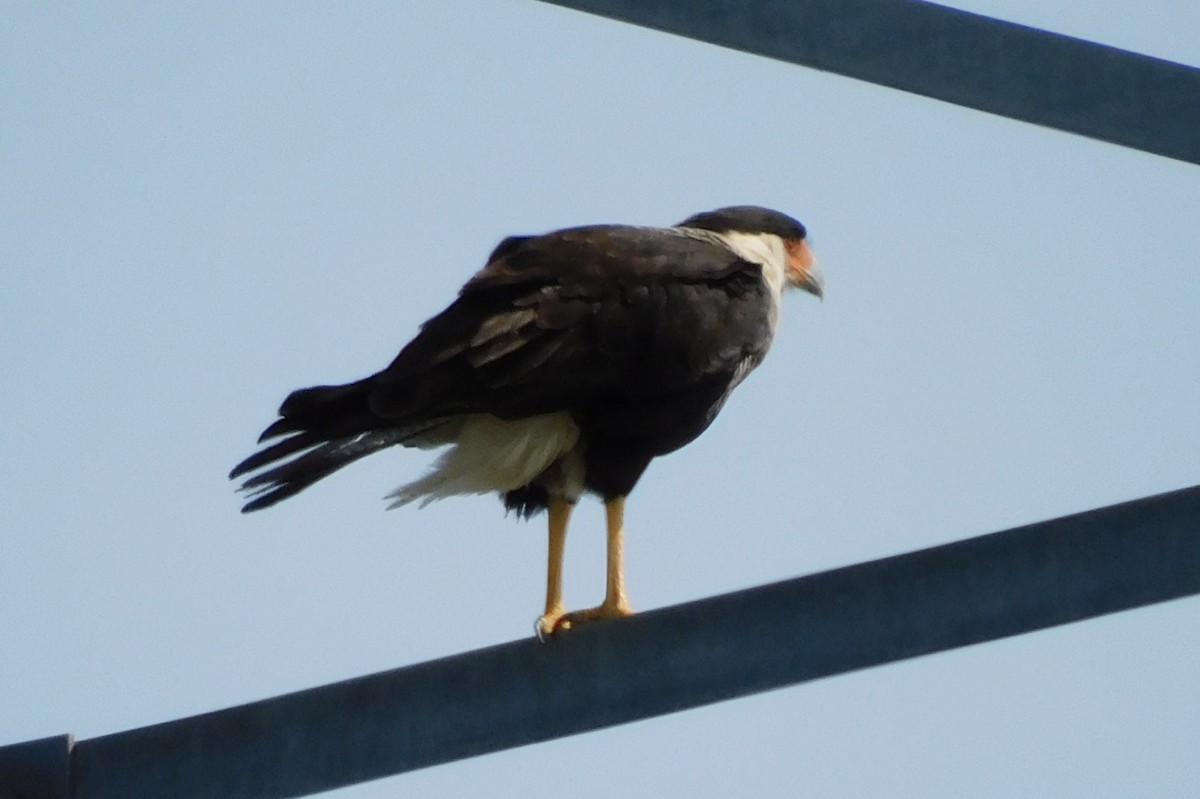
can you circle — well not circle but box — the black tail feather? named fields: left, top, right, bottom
left=230, top=430, right=324, bottom=480
left=232, top=379, right=384, bottom=510
left=257, top=416, right=302, bottom=444
left=235, top=429, right=414, bottom=512
left=230, top=374, right=462, bottom=510
left=279, top=380, right=372, bottom=421
left=245, top=379, right=378, bottom=447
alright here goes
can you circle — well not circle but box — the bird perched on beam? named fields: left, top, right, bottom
left=230, top=206, right=823, bottom=636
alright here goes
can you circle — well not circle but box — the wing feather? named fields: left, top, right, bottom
left=367, top=225, right=774, bottom=421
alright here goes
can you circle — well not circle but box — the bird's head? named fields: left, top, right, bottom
left=679, top=205, right=824, bottom=300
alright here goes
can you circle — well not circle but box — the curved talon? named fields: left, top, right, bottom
left=536, top=609, right=566, bottom=642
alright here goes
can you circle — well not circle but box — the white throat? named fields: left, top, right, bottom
left=714, top=232, right=788, bottom=298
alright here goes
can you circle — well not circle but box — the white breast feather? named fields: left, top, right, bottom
left=385, top=412, right=581, bottom=508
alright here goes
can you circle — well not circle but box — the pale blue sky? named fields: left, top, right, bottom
left=3, top=2, right=1198, bottom=797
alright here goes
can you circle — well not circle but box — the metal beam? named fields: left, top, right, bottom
left=535, top=0, right=1200, bottom=166
left=3, top=484, right=1198, bottom=798
left=0, top=735, right=71, bottom=799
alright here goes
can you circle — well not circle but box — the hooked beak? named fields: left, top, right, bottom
left=787, top=238, right=824, bottom=300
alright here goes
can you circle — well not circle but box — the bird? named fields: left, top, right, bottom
left=230, top=205, right=824, bottom=636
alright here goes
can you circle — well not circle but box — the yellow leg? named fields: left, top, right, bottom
left=602, top=495, right=630, bottom=613
left=536, top=496, right=573, bottom=638
left=552, top=495, right=634, bottom=633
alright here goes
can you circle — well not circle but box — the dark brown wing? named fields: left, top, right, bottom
left=368, top=224, right=776, bottom=421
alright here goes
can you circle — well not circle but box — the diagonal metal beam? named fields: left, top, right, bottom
left=3, top=483, right=1198, bottom=798
left=535, top=0, right=1200, bottom=165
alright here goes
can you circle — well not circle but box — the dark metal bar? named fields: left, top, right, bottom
left=0, top=735, right=71, bottom=799
left=535, top=0, right=1200, bottom=165
left=8, top=484, right=1180, bottom=797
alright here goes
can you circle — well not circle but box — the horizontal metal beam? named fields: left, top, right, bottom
left=0, top=735, right=71, bottom=799
left=535, top=0, right=1200, bottom=165
left=4, top=484, right=1198, bottom=798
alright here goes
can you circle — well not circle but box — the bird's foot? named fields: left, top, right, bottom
left=556, top=602, right=634, bottom=632
left=536, top=606, right=566, bottom=642
left=536, top=599, right=633, bottom=641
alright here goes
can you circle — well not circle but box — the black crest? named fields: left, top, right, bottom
left=678, top=206, right=807, bottom=241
